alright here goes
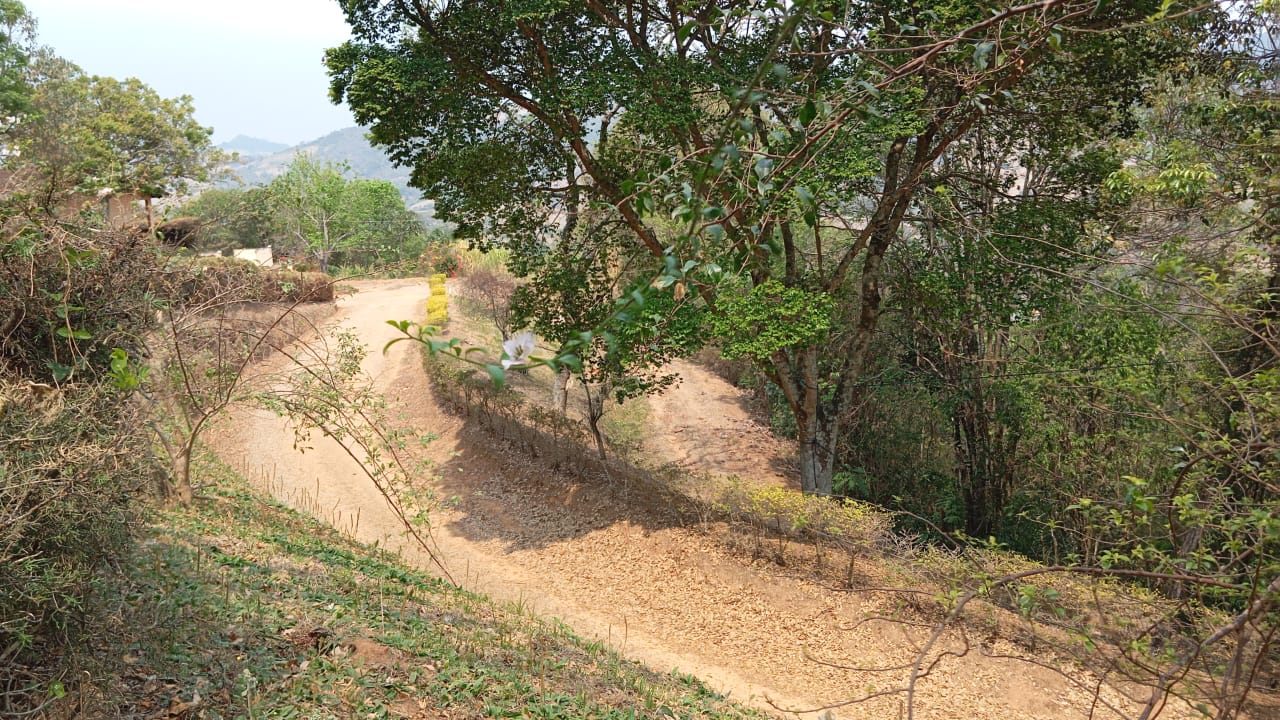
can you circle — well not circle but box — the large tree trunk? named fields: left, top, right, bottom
left=797, top=420, right=837, bottom=495
left=773, top=346, right=843, bottom=495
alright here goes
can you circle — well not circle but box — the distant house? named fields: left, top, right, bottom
left=233, top=247, right=274, bottom=267
left=90, top=187, right=150, bottom=228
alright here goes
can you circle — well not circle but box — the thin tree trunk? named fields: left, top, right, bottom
left=552, top=367, right=570, bottom=414
left=777, top=346, right=839, bottom=495
left=582, top=381, right=608, bottom=463
left=797, top=421, right=836, bottom=495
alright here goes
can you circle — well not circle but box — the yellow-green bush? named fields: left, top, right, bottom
left=458, top=244, right=510, bottom=275
left=715, top=479, right=891, bottom=568
left=425, top=274, right=448, bottom=327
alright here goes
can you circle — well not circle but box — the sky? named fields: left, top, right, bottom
left=24, top=0, right=359, bottom=146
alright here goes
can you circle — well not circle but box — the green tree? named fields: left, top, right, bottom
left=82, top=75, right=223, bottom=226
left=0, top=0, right=34, bottom=131
left=176, top=186, right=276, bottom=250
left=512, top=226, right=704, bottom=458
left=7, top=53, right=223, bottom=224
left=329, top=0, right=1204, bottom=495
left=340, top=175, right=426, bottom=267
left=890, top=108, right=1123, bottom=535
left=269, top=153, right=422, bottom=272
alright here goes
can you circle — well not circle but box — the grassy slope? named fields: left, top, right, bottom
left=69, top=452, right=764, bottom=720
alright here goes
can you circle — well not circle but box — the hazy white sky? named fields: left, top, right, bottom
left=24, top=0, right=359, bottom=145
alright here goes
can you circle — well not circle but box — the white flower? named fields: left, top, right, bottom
left=501, top=331, right=537, bottom=369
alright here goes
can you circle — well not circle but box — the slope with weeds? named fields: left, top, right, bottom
left=48, top=451, right=766, bottom=720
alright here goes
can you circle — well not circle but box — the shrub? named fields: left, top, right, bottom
left=165, top=257, right=335, bottom=305
left=0, top=223, right=156, bottom=659
left=419, top=243, right=460, bottom=277
left=426, top=274, right=448, bottom=327
left=458, top=244, right=510, bottom=275
left=0, top=383, right=149, bottom=656
left=456, top=269, right=516, bottom=339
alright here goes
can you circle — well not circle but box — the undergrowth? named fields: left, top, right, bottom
left=31, top=451, right=765, bottom=720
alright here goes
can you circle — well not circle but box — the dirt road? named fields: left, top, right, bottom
left=209, top=279, right=1181, bottom=720
left=646, top=359, right=797, bottom=488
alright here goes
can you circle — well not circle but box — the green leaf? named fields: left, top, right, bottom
left=973, top=41, right=995, bottom=72
left=855, top=79, right=880, bottom=97
left=676, top=20, right=696, bottom=44
left=484, top=363, right=506, bottom=390
left=47, top=361, right=73, bottom=382
left=798, top=99, right=816, bottom=127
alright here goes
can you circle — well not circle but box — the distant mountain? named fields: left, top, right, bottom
left=222, top=127, right=436, bottom=221
left=218, top=135, right=291, bottom=157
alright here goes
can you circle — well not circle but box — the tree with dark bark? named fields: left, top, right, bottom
left=329, top=0, right=1206, bottom=494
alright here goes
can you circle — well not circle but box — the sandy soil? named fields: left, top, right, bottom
left=646, top=359, right=797, bottom=488
left=207, top=279, right=1200, bottom=720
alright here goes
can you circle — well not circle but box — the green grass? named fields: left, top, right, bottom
left=63, top=451, right=764, bottom=720
left=600, top=395, right=652, bottom=455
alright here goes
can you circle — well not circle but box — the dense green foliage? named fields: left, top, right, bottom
left=329, top=0, right=1206, bottom=497
left=5, top=51, right=223, bottom=223
left=267, top=153, right=426, bottom=271
left=175, top=186, right=276, bottom=250
left=175, top=168, right=430, bottom=273
left=0, top=0, right=33, bottom=127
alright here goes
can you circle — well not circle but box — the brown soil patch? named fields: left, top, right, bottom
left=647, top=359, right=798, bottom=488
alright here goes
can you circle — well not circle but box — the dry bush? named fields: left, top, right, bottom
left=0, top=383, right=151, bottom=662
left=0, top=224, right=160, bottom=665
left=422, top=352, right=894, bottom=580
left=425, top=355, right=600, bottom=476
left=1, top=226, right=161, bottom=381
left=283, top=271, right=335, bottom=302
left=691, top=345, right=756, bottom=388
left=714, top=479, right=891, bottom=579
left=163, top=257, right=335, bottom=306
left=455, top=268, right=516, bottom=339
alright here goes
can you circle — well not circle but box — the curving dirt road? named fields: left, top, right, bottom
left=208, top=279, right=1193, bottom=720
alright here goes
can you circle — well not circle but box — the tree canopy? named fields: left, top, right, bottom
left=329, top=0, right=1211, bottom=495
left=269, top=152, right=425, bottom=272
left=5, top=50, right=223, bottom=224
